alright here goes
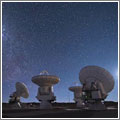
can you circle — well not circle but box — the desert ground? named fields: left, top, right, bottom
left=2, top=101, right=118, bottom=118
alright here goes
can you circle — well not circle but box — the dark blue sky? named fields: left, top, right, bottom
left=2, top=2, right=118, bottom=102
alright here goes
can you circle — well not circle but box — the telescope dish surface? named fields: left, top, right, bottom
left=16, top=82, right=29, bottom=98
left=32, top=75, right=60, bottom=86
left=79, top=65, right=114, bottom=93
left=69, top=86, right=82, bottom=92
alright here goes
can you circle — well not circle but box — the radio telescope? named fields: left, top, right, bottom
left=32, top=70, right=60, bottom=109
left=9, top=82, right=29, bottom=108
left=69, top=86, right=84, bottom=108
left=79, top=65, right=115, bottom=110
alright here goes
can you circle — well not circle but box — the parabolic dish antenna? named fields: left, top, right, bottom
left=32, top=70, right=60, bottom=109
left=16, top=82, right=29, bottom=98
left=79, top=65, right=114, bottom=93
left=69, top=86, right=84, bottom=108
left=32, top=71, right=60, bottom=86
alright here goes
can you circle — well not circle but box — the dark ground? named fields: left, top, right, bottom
left=2, top=101, right=118, bottom=118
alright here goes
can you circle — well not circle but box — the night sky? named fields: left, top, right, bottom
left=2, top=2, right=118, bottom=103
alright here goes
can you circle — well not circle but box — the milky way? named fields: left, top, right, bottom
left=2, top=2, right=118, bottom=102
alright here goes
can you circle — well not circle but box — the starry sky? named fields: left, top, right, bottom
left=2, top=2, right=118, bottom=103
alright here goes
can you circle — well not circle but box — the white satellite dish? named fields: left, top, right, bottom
left=32, top=75, right=59, bottom=87
left=69, top=86, right=84, bottom=108
left=9, top=82, right=29, bottom=108
left=79, top=65, right=115, bottom=110
left=16, top=82, right=29, bottom=98
left=32, top=70, right=60, bottom=109
left=79, top=65, right=114, bottom=93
